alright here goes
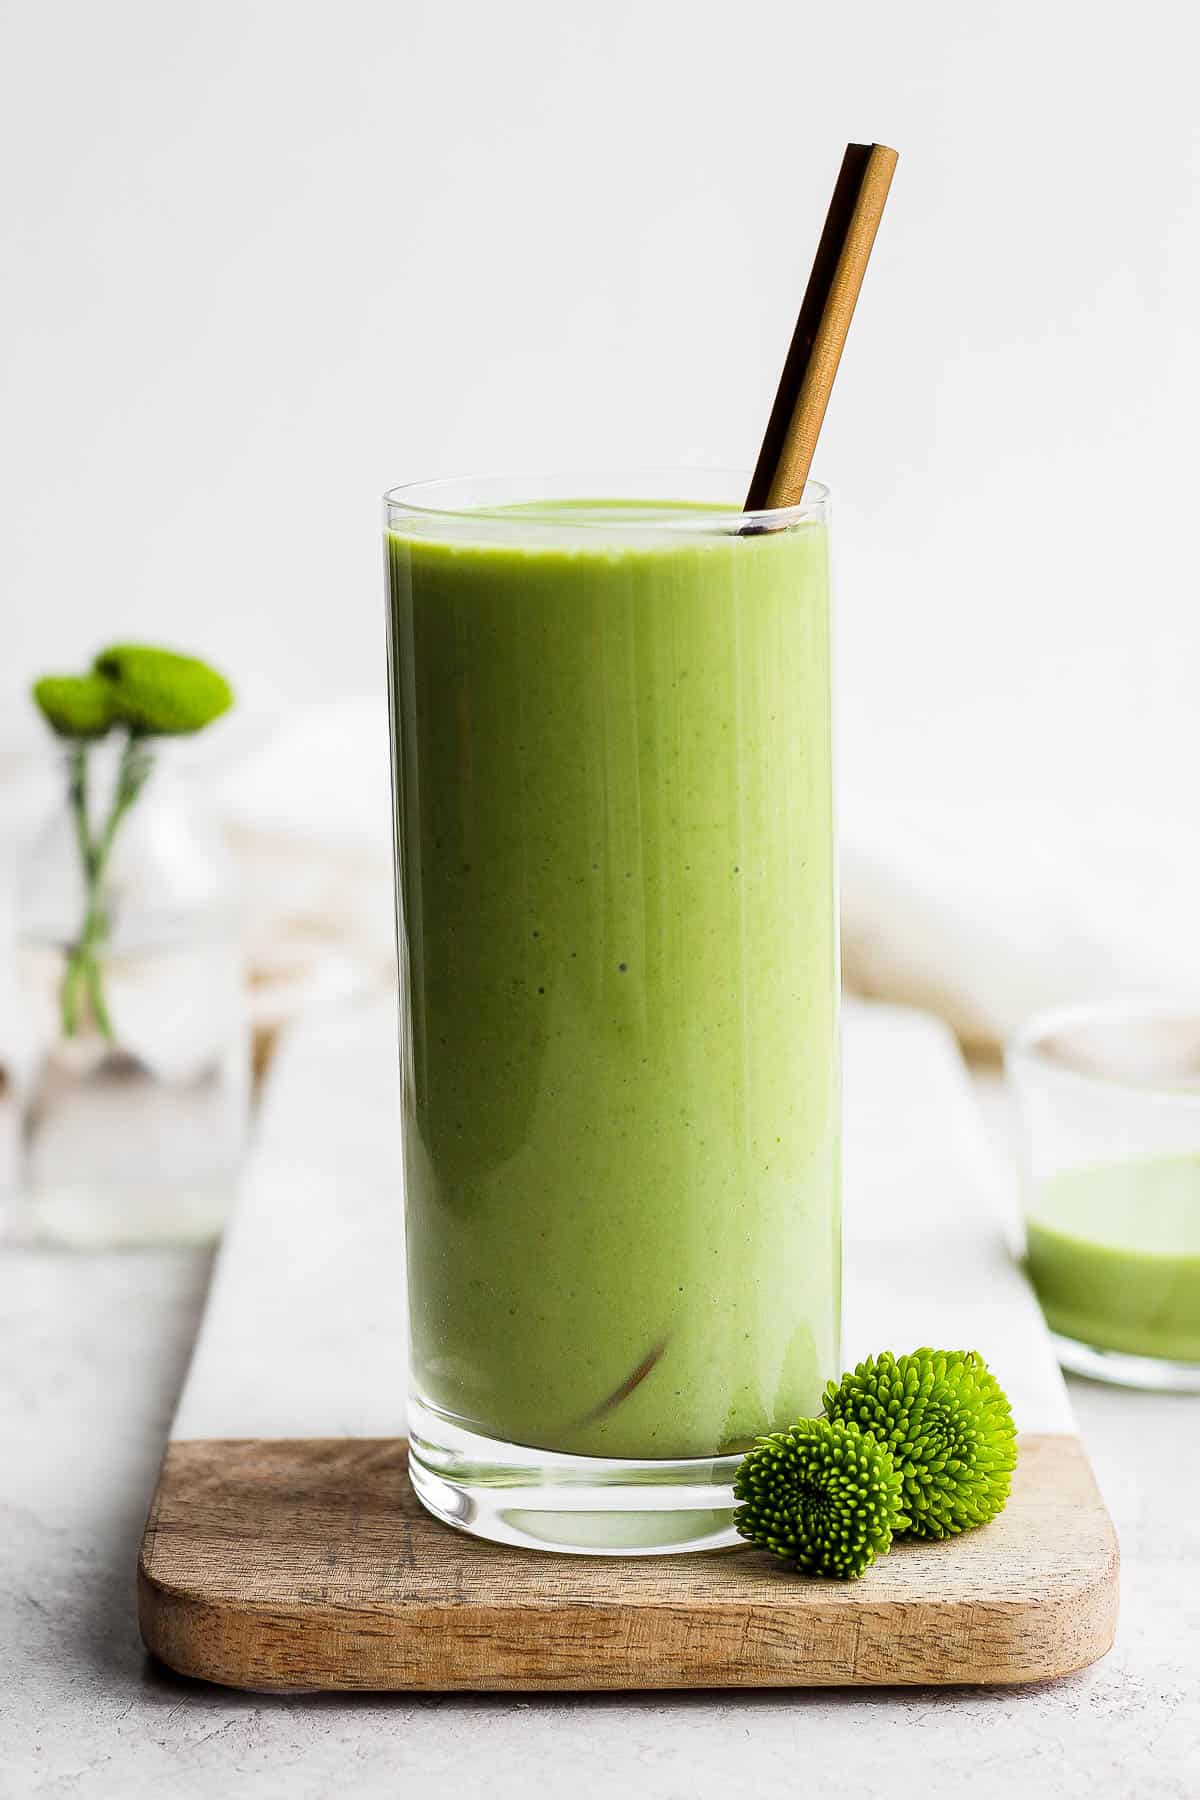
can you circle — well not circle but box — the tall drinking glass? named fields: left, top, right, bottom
left=384, top=470, right=839, bottom=1553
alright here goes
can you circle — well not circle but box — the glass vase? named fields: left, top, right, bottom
left=15, top=737, right=248, bottom=1248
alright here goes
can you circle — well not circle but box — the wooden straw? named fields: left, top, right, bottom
left=745, top=142, right=898, bottom=513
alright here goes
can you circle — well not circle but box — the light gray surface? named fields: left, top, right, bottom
left=5, top=1056, right=1200, bottom=1797
left=5, top=1246, right=1198, bottom=1799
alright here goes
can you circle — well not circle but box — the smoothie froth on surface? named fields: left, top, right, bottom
left=386, top=500, right=839, bottom=1459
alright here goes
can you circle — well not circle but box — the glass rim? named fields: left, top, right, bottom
left=383, top=467, right=829, bottom=535
left=1006, top=997, right=1200, bottom=1100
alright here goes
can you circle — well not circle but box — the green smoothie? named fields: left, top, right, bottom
left=386, top=499, right=839, bottom=1460
left=1026, top=1153, right=1200, bottom=1362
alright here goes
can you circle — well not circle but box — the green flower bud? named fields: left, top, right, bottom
left=92, top=644, right=233, bottom=735
left=32, top=674, right=114, bottom=739
left=733, top=1416, right=905, bottom=1580
left=823, top=1349, right=1018, bottom=1540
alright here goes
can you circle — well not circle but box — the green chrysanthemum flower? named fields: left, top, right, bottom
left=93, top=644, right=233, bottom=735
left=823, top=1349, right=1017, bottom=1540
left=32, top=674, right=114, bottom=739
left=733, top=1416, right=906, bottom=1580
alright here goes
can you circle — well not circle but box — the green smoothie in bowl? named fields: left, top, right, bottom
left=384, top=472, right=839, bottom=1547
left=1026, top=1154, right=1200, bottom=1364
left=1008, top=998, right=1200, bottom=1390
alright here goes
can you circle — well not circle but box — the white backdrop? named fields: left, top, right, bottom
left=3, top=0, right=1199, bottom=1021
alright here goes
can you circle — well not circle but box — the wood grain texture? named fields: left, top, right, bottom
left=138, top=1433, right=1118, bottom=1692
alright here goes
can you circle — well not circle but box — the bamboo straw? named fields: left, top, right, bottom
left=745, top=143, right=898, bottom=513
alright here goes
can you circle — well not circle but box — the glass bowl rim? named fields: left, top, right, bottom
left=1006, top=997, right=1200, bottom=1101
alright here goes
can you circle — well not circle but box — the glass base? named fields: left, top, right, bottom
left=1051, top=1330, right=1200, bottom=1393
left=16, top=1179, right=234, bottom=1249
left=407, top=1397, right=743, bottom=1556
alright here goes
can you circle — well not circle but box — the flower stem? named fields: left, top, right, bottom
left=61, top=745, right=92, bottom=1036
left=60, top=733, right=154, bottom=1041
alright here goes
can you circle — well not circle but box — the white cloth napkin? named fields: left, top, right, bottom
left=840, top=794, right=1195, bottom=1051
left=213, top=697, right=397, bottom=1029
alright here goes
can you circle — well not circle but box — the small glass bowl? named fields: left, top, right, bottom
left=1007, top=1001, right=1200, bottom=1392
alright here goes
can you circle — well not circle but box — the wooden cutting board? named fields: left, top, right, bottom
left=140, top=1433, right=1115, bottom=1691
left=138, top=1000, right=1119, bottom=1691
